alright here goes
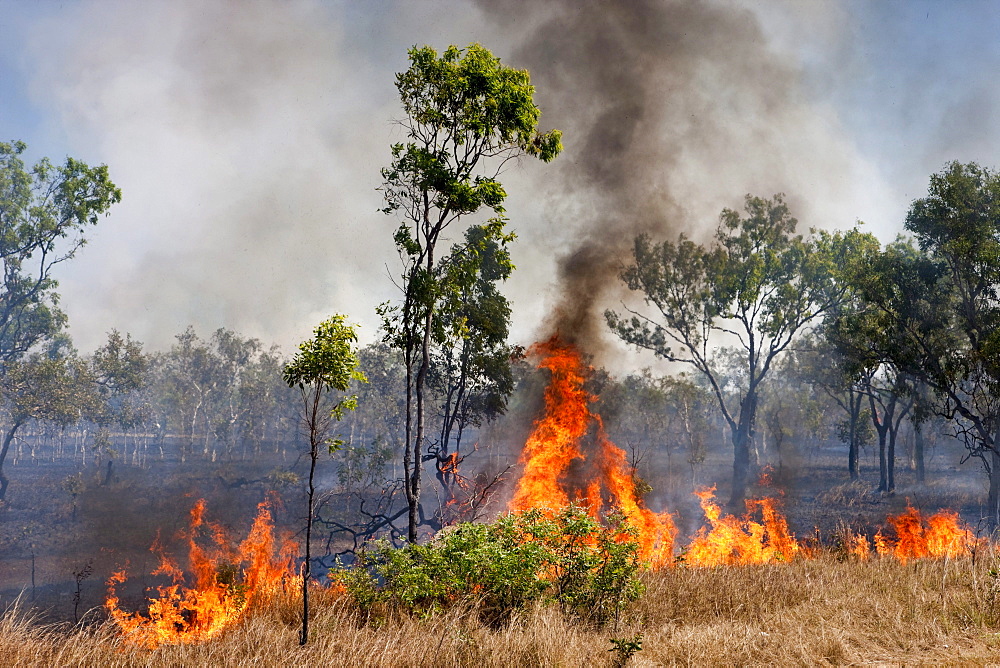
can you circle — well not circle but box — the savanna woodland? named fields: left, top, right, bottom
left=6, top=37, right=1000, bottom=667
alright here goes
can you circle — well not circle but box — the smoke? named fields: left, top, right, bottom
left=477, top=0, right=893, bottom=361
left=19, top=0, right=488, bottom=353
left=12, top=0, right=899, bottom=361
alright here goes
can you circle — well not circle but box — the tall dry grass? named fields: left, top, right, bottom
left=5, top=552, right=1000, bottom=666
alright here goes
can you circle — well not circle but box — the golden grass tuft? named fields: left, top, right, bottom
left=6, top=553, right=1000, bottom=666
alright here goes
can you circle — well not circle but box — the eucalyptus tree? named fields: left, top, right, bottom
left=0, top=347, right=98, bottom=501
left=826, top=274, right=917, bottom=493
left=378, top=43, right=561, bottom=542
left=283, top=315, right=365, bottom=646
left=0, top=141, right=120, bottom=361
left=850, top=162, right=1000, bottom=523
left=0, top=140, right=119, bottom=500
left=607, top=194, right=876, bottom=509
left=797, top=334, right=872, bottom=479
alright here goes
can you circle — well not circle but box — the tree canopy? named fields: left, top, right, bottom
left=0, top=140, right=121, bottom=359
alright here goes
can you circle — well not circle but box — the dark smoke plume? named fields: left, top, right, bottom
left=478, top=0, right=809, bottom=356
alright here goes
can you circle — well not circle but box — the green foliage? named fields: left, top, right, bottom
left=3, top=350, right=99, bottom=428
left=609, top=634, right=643, bottom=667
left=845, top=163, right=1000, bottom=477
left=283, top=315, right=367, bottom=427
left=0, top=140, right=120, bottom=360
left=606, top=195, right=875, bottom=504
left=335, top=505, right=644, bottom=624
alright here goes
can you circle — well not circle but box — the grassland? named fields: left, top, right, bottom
left=5, top=552, right=1000, bottom=666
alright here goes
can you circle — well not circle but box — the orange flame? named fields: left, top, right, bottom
left=509, top=336, right=675, bottom=567
left=683, top=486, right=799, bottom=566
left=105, top=496, right=298, bottom=648
left=510, top=337, right=981, bottom=571
left=873, top=505, right=979, bottom=564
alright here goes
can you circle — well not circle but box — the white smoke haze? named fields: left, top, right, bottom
left=6, top=0, right=996, bottom=364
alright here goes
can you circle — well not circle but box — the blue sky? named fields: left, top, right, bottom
left=0, top=0, right=998, bottom=364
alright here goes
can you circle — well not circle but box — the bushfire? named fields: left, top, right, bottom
left=509, top=335, right=676, bottom=568
left=103, top=337, right=986, bottom=648
left=105, top=496, right=298, bottom=649
left=508, top=335, right=984, bottom=569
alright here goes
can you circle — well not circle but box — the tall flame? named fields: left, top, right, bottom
left=509, top=336, right=675, bottom=567
left=105, top=496, right=298, bottom=648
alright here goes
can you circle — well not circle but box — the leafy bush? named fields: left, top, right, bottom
left=333, top=505, right=644, bottom=624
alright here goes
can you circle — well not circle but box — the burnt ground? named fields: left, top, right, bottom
left=0, top=445, right=308, bottom=625
left=0, top=434, right=990, bottom=625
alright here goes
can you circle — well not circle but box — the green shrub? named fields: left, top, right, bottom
left=333, top=505, right=644, bottom=624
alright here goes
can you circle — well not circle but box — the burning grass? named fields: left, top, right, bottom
left=104, top=495, right=299, bottom=649
left=7, top=551, right=1000, bottom=666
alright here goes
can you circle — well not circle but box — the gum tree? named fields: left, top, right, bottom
left=283, top=315, right=366, bottom=645
left=0, top=140, right=121, bottom=360
left=607, top=195, right=875, bottom=509
left=852, top=162, right=1000, bottom=523
left=378, top=43, right=561, bottom=542
left=0, top=140, right=120, bottom=501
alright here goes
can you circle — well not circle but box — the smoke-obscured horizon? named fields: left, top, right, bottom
left=7, top=0, right=993, bottom=366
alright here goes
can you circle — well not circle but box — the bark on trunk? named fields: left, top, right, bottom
left=728, top=393, right=757, bottom=511
left=848, top=392, right=861, bottom=480
left=989, top=439, right=1000, bottom=527
left=914, top=421, right=925, bottom=484
left=0, top=421, right=23, bottom=502
left=877, top=430, right=888, bottom=492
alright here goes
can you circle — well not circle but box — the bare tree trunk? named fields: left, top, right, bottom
left=728, top=392, right=757, bottom=511
left=848, top=391, right=861, bottom=479
left=988, top=429, right=1000, bottom=527
left=409, top=305, right=432, bottom=543
left=301, top=384, right=322, bottom=646
left=0, top=421, right=23, bottom=502
left=914, top=420, right=926, bottom=484
left=877, top=429, right=888, bottom=492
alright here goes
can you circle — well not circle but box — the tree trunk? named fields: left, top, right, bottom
left=301, top=384, right=321, bottom=646
left=728, top=392, right=757, bottom=511
left=877, top=429, right=888, bottom=492
left=886, top=428, right=896, bottom=494
left=408, top=307, right=432, bottom=544
left=988, top=445, right=1000, bottom=527
left=914, top=420, right=926, bottom=484
left=0, top=421, right=23, bottom=502
left=848, top=391, right=861, bottom=480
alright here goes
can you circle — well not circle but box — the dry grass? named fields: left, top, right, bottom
left=6, top=553, right=1000, bottom=666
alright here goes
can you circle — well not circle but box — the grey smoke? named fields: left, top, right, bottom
left=477, top=0, right=893, bottom=360
left=15, top=0, right=898, bottom=360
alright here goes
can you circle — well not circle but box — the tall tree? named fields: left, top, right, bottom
left=0, top=140, right=119, bottom=500
left=283, top=315, right=365, bottom=646
left=0, top=141, right=121, bottom=360
left=379, top=43, right=561, bottom=542
left=607, top=195, right=872, bottom=509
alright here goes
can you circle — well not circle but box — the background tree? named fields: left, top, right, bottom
left=799, top=333, right=872, bottom=479
left=426, top=225, right=521, bottom=512
left=851, top=162, right=1000, bottom=523
left=607, top=195, right=872, bottom=509
left=283, top=315, right=365, bottom=646
left=378, top=43, right=561, bottom=542
left=0, top=346, right=97, bottom=501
